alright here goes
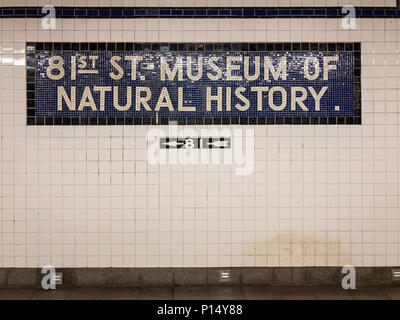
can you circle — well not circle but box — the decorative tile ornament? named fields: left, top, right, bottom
left=160, top=137, right=231, bottom=149
left=27, top=42, right=361, bottom=125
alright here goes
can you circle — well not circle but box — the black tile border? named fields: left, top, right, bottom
left=27, top=41, right=361, bottom=126
left=0, top=267, right=399, bottom=288
left=2, top=5, right=400, bottom=19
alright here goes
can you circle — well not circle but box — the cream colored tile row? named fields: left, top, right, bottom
left=1, top=0, right=398, bottom=8
left=0, top=19, right=399, bottom=46
left=2, top=29, right=400, bottom=44
left=1, top=18, right=400, bottom=31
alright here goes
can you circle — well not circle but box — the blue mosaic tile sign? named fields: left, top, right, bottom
left=35, top=50, right=354, bottom=119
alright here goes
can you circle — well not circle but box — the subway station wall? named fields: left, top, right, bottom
left=0, top=1, right=400, bottom=268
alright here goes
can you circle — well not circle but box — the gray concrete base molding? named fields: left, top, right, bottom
left=0, top=267, right=398, bottom=288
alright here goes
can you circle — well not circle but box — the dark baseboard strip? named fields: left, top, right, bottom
left=0, top=267, right=399, bottom=288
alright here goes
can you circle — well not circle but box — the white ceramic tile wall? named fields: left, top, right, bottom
left=0, top=0, right=398, bottom=8
left=0, top=14, right=399, bottom=268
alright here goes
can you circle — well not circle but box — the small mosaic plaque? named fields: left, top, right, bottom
left=160, top=137, right=231, bottom=149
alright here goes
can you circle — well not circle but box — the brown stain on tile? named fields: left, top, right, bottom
left=244, top=232, right=334, bottom=257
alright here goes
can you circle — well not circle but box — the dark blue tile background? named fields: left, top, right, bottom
left=35, top=50, right=354, bottom=119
